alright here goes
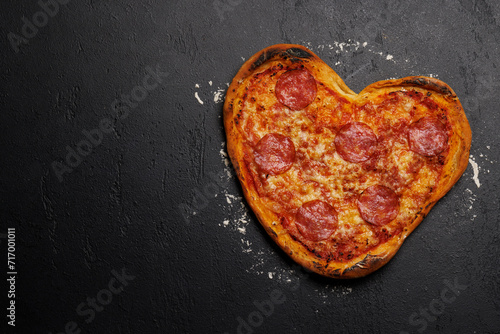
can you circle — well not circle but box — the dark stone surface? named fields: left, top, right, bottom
left=1, top=0, right=499, bottom=333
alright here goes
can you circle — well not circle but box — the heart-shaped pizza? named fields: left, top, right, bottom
left=223, top=44, right=471, bottom=278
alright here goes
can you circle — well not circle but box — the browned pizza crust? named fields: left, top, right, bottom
left=223, top=44, right=471, bottom=278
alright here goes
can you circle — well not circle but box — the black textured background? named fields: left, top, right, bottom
left=1, top=0, right=500, bottom=333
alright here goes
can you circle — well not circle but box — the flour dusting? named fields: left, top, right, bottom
left=192, top=81, right=227, bottom=105
left=458, top=148, right=496, bottom=220
left=469, top=156, right=481, bottom=188
left=194, top=92, right=204, bottom=105
left=213, top=88, right=226, bottom=104
left=303, top=40, right=404, bottom=64
left=464, top=188, right=477, bottom=211
left=316, top=286, right=354, bottom=302
left=217, top=142, right=253, bottom=255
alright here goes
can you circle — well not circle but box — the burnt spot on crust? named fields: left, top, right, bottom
left=250, top=47, right=313, bottom=71
left=266, top=227, right=278, bottom=238
left=344, top=254, right=381, bottom=273
left=402, top=77, right=454, bottom=97
left=250, top=47, right=282, bottom=71
left=286, top=47, right=313, bottom=59
left=312, top=261, right=344, bottom=278
left=327, top=268, right=342, bottom=277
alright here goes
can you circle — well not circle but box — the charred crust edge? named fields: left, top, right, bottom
left=286, top=47, right=313, bottom=59
left=250, top=47, right=313, bottom=71
left=250, top=47, right=280, bottom=71
left=402, top=77, right=454, bottom=97
left=344, top=254, right=381, bottom=273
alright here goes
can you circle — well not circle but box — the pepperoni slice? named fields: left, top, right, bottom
left=408, top=117, right=448, bottom=156
left=334, top=122, right=377, bottom=163
left=275, top=68, right=317, bottom=110
left=254, top=133, right=295, bottom=175
left=295, top=200, right=338, bottom=242
left=357, top=185, right=399, bottom=226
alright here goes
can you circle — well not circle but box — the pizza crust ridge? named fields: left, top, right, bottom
left=223, top=44, right=471, bottom=279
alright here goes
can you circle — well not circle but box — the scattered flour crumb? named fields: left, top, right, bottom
left=304, top=40, right=406, bottom=64
left=469, top=156, right=481, bottom=188
left=193, top=81, right=227, bottom=104
left=213, top=88, right=226, bottom=103
left=464, top=188, right=478, bottom=216
left=217, top=143, right=252, bottom=250
left=220, top=148, right=230, bottom=167
left=194, top=92, right=204, bottom=105
left=315, top=285, right=354, bottom=303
